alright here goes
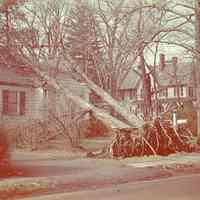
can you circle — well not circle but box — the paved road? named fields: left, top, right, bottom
left=1, top=152, right=200, bottom=199
left=21, top=174, right=200, bottom=200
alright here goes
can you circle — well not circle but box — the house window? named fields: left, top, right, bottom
left=180, top=86, right=184, bottom=97
left=165, top=88, right=168, bottom=98
left=124, top=89, right=134, bottom=99
left=159, top=89, right=166, bottom=97
left=174, top=87, right=177, bottom=97
left=188, top=87, right=194, bottom=97
left=2, top=90, right=26, bottom=116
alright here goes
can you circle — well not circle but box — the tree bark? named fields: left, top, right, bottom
left=76, top=70, right=144, bottom=127
left=140, top=51, right=152, bottom=121
left=33, top=67, right=131, bottom=129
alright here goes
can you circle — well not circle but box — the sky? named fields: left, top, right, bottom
left=0, top=0, right=196, bottom=65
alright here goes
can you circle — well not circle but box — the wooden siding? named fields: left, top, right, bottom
left=0, top=85, right=45, bottom=127
left=0, top=67, right=90, bottom=127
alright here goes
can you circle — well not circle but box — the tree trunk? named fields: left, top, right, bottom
left=140, top=51, right=152, bottom=121
left=77, top=70, right=144, bottom=127
left=33, top=67, right=131, bottom=129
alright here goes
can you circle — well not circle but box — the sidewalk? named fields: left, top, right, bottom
left=126, top=153, right=200, bottom=168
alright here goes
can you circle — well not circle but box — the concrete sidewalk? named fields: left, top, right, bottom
left=126, top=153, right=200, bottom=168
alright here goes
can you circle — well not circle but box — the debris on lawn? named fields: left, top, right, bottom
left=88, top=118, right=199, bottom=159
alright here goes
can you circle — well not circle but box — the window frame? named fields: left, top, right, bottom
left=188, top=87, right=194, bottom=97
left=180, top=85, right=184, bottom=97
left=2, top=90, right=26, bottom=116
left=174, top=87, right=177, bottom=97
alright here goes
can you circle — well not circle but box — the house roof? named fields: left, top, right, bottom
left=0, top=65, right=38, bottom=87
left=120, top=58, right=195, bottom=91
left=120, top=70, right=140, bottom=89
left=0, top=47, right=86, bottom=90
left=155, top=61, right=194, bottom=87
left=0, top=47, right=40, bottom=87
left=0, top=47, right=36, bottom=75
left=0, top=47, right=24, bottom=67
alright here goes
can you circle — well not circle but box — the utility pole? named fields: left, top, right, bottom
left=195, top=0, right=200, bottom=136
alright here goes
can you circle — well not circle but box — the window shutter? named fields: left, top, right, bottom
left=20, top=91, right=26, bottom=115
left=2, top=90, right=9, bottom=114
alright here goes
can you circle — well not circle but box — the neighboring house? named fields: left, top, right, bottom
left=150, top=55, right=196, bottom=115
left=89, top=69, right=140, bottom=117
left=90, top=54, right=196, bottom=126
left=120, top=55, right=196, bottom=116
left=0, top=50, right=89, bottom=128
left=152, top=55, right=197, bottom=133
left=104, top=54, right=196, bottom=133
left=118, top=71, right=139, bottom=102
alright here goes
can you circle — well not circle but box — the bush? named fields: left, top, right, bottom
left=0, top=128, right=10, bottom=165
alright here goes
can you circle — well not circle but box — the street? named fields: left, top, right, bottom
left=1, top=152, right=200, bottom=199
left=20, top=174, right=200, bottom=200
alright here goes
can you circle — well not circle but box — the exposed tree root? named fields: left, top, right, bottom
left=88, top=118, right=198, bottom=159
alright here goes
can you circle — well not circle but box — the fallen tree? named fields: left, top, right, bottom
left=76, top=70, right=144, bottom=128
left=87, top=118, right=198, bottom=159
left=1, top=0, right=195, bottom=157
left=32, top=66, right=133, bottom=129
left=108, top=119, right=198, bottom=158
left=3, top=50, right=198, bottom=157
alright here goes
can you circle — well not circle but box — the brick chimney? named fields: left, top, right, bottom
left=159, top=53, right=165, bottom=70
left=172, top=56, right=178, bottom=66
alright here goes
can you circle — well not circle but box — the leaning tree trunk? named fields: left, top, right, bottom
left=140, top=50, right=152, bottom=121
left=33, top=67, right=132, bottom=129
left=76, top=70, right=144, bottom=128
left=20, top=61, right=155, bottom=153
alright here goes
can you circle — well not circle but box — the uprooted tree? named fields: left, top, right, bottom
left=0, top=0, right=199, bottom=156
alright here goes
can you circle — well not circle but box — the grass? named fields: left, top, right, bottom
left=80, top=137, right=111, bottom=152
left=11, top=149, right=86, bottom=161
left=0, top=178, right=55, bottom=200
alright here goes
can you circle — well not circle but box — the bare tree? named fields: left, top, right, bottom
left=1, top=0, right=198, bottom=130
left=0, top=0, right=136, bottom=128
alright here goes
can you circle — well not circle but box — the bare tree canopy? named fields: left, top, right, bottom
left=0, top=0, right=199, bottom=130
